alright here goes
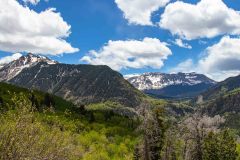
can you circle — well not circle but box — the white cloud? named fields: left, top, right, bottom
left=0, top=53, right=22, bottom=65
left=124, top=73, right=141, bottom=79
left=170, top=36, right=240, bottom=81
left=204, top=71, right=240, bottom=82
left=170, top=59, right=195, bottom=73
left=0, top=0, right=79, bottom=55
left=115, top=0, right=170, bottom=25
left=81, top=38, right=172, bottom=71
left=173, top=39, right=192, bottom=49
left=198, top=36, right=240, bottom=81
left=22, top=0, right=40, bottom=5
left=160, top=0, right=240, bottom=40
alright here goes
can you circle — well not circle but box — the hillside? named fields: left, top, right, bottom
left=0, top=54, right=144, bottom=107
left=0, top=82, right=140, bottom=159
left=201, top=74, right=240, bottom=100
left=202, top=89, right=240, bottom=116
left=198, top=75, right=240, bottom=135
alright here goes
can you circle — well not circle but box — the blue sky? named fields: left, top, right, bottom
left=1, top=0, right=240, bottom=81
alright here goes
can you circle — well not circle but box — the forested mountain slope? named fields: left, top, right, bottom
left=0, top=53, right=144, bottom=107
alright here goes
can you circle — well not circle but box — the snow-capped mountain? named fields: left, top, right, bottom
left=0, top=53, right=57, bottom=81
left=125, top=72, right=216, bottom=90
left=125, top=72, right=216, bottom=98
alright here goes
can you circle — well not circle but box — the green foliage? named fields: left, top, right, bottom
left=237, top=144, right=240, bottom=160
left=203, top=130, right=238, bottom=160
left=0, top=95, right=79, bottom=160
left=1, top=82, right=239, bottom=160
left=135, top=102, right=168, bottom=160
left=0, top=83, right=140, bottom=159
left=146, top=97, right=193, bottom=118
left=225, top=88, right=240, bottom=97
left=0, top=82, right=75, bottom=112
left=149, top=108, right=167, bottom=160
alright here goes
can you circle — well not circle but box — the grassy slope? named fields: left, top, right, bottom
left=0, top=82, right=140, bottom=159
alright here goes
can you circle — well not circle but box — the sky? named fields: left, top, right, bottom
left=0, top=0, right=240, bottom=81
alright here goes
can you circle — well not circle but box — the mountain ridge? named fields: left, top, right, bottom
left=0, top=53, right=143, bottom=107
left=201, top=74, right=240, bottom=101
left=126, top=72, right=216, bottom=98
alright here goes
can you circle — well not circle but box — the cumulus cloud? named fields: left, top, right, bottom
left=170, top=59, right=195, bottom=73
left=170, top=36, right=240, bottom=81
left=204, top=71, right=240, bottom=82
left=81, top=38, right=172, bottom=71
left=0, top=0, right=79, bottom=55
left=115, top=0, right=170, bottom=25
left=160, top=0, right=240, bottom=40
left=173, top=39, right=192, bottom=49
left=22, top=0, right=40, bottom=5
left=0, top=53, right=22, bottom=65
left=198, top=36, right=240, bottom=80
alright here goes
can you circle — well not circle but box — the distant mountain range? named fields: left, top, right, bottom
left=3, top=53, right=238, bottom=107
left=125, top=72, right=216, bottom=99
left=0, top=53, right=143, bottom=107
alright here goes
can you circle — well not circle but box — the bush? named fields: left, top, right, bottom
left=0, top=95, right=80, bottom=160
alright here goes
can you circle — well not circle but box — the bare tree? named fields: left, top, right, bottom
left=179, top=113, right=225, bottom=160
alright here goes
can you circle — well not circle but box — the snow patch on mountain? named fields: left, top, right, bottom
left=125, top=72, right=216, bottom=90
left=0, top=53, right=57, bottom=81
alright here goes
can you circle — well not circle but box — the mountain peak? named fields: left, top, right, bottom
left=0, top=53, right=57, bottom=81
left=21, top=53, right=58, bottom=65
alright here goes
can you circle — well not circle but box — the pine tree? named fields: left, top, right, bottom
left=139, top=102, right=166, bottom=160
left=30, top=93, right=39, bottom=110
left=219, top=130, right=238, bottom=160
left=203, top=130, right=238, bottom=160
left=203, top=132, right=220, bottom=160
left=0, top=96, right=3, bottom=106
left=43, top=93, right=55, bottom=108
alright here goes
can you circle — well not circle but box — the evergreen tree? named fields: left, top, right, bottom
left=139, top=102, right=167, bottom=160
left=203, top=130, right=238, bottom=160
left=79, top=104, right=86, bottom=114
left=0, top=96, right=3, bottom=106
left=30, top=93, right=39, bottom=110
left=89, top=112, right=95, bottom=123
left=0, top=96, right=4, bottom=111
left=219, top=130, right=238, bottom=160
left=149, top=108, right=166, bottom=160
left=43, top=93, right=55, bottom=107
left=203, top=132, right=220, bottom=160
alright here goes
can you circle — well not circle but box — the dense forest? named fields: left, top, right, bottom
left=0, top=83, right=139, bottom=159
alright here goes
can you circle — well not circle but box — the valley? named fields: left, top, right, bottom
left=0, top=54, right=240, bottom=159
left=1, top=0, right=240, bottom=159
